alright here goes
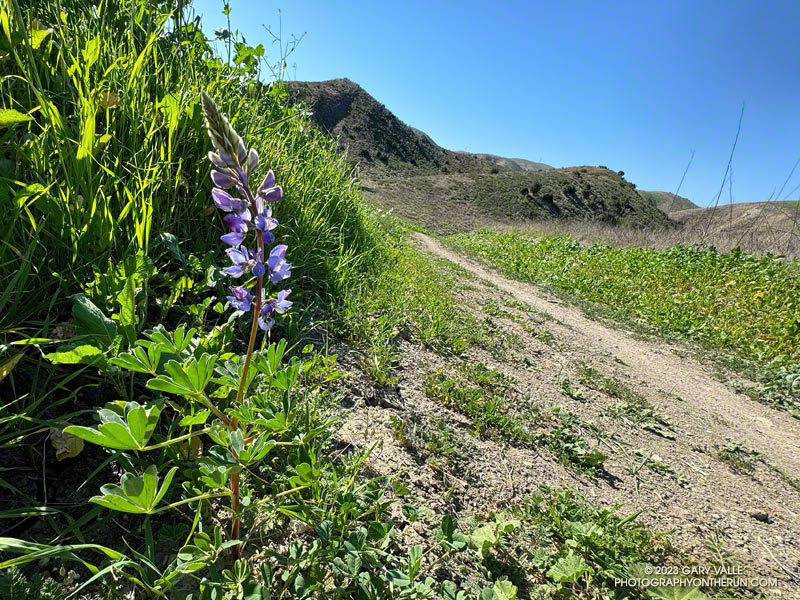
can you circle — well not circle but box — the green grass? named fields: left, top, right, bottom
left=0, top=2, right=497, bottom=597
left=0, top=0, right=381, bottom=337
left=422, top=362, right=609, bottom=473
left=578, top=364, right=675, bottom=439
left=423, top=361, right=533, bottom=444
left=448, top=229, right=800, bottom=415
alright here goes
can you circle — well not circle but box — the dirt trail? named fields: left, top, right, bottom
left=337, top=233, right=800, bottom=597
left=412, top=233, right=800, bottom=480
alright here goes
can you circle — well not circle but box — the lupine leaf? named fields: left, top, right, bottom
left=109, top=345, right=160, bottom=375
left=64, top=402, right=161, bottom=450
left=90, top=465, right=177, bottom=514
left=179, top=410, right=210, bottom=427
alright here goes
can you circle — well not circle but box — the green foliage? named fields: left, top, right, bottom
left=423, top=362, right=534, bottom=444
left=578, top=364, right=675, bottom=439
left=90, top=464, right=178, bottom=514
left=0, top=567, right=65, bottom=600
left=449, top=230, right=800, bottom=414
left=536, top=408, right=608, bottom=474
left=0, top=0, right=381, bottom=336
left=339, top=228, right=485, bottom=383
left=64, top=401, right=162, bottom=451
left=508, top=486, right=665, bottom=598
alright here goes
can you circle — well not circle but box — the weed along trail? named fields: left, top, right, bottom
left=353, top=232, right=800, bottom=594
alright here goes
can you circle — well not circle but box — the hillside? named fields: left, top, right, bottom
left=672, top=200, right=800, bottom=255
left=364, top=167, right=674, bottom=234
left=288, top=78, right=675, bottom=231
left=467, top=153, right=553, bottom=172
left=638, top=189, right=698, bottom=213
left=286, top=78, right=486, bottom=174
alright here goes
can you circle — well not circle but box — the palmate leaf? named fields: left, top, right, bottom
left=229, top=430, right=275, bottom=466
left=147, top=353, right=216, bottom=398
left=546, top=551, right=592, bottom=583
left=64, top=401, right=161, bottom=451
left=140, top=323, right=196, bottom=355
left=109, top=344, right=161, bottom=375
left=90, top=465, right=178, bottom=514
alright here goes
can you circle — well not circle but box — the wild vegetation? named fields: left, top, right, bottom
left=447, top=230, right=800, bottom=415
left=2, top=1, right=798, bottom=598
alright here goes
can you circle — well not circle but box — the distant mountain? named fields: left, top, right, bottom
left=286, top=78, right=483, bottom=173
left=638, top=190, right=697, bottom=213
left=287, top=78, right=674, bottom=231
left=467, top=153, right=553, bottom=172
left=672, top=201, right=800, bottom=240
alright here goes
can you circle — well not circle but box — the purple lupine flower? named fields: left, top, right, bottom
left=252, top=249, right=266, bottom=277
left=255, top=289, right=292, bottom=331
left=212, top=188, right=249, bottom=213
left=254, top=207, right=278, bottom=245
left=266, top=245, right=291, bottom=284
left=211, top=169, right=239, bottom=189
left=223, top=246, right=254, bottom=277
left=221, top=212, right=250, bottom=246
left=201, top=90, right=293, bottom=331
left=227, top=286, right=254, bottom=312
left=270, top=289, right=292, bottom=314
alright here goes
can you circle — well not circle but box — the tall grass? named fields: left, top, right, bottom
left=0, top=0, right=383, bottom=337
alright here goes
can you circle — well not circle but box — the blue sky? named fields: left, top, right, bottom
left=191, top=0, right=800, bottom=206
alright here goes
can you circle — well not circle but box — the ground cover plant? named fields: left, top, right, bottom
left=448, top=229, right=800, bottom=415
left=0, top=1, right=498, bottom=597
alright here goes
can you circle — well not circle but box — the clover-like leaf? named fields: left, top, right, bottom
left=90, top=465, right=178, bottom=514
left=64, top=401, right=161, bottom=451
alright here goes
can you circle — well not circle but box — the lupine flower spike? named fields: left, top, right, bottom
left=200, top=91, right=293, bottom=557
left=200, top=91, right=292, bottom=331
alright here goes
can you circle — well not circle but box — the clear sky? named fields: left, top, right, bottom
left=191, top=0, right=800, bottom=206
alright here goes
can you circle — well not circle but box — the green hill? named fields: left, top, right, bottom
left=638, top=190, right=698, bottom=213
left=289, top=79, right=674, bottom=232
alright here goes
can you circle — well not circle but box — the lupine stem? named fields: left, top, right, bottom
left=229, top=187, right=265, bottom=559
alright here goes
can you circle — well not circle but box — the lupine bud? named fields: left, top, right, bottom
left=246, top=148, right=259, bottom=175
left=211, top=170, right=238, bottom=189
